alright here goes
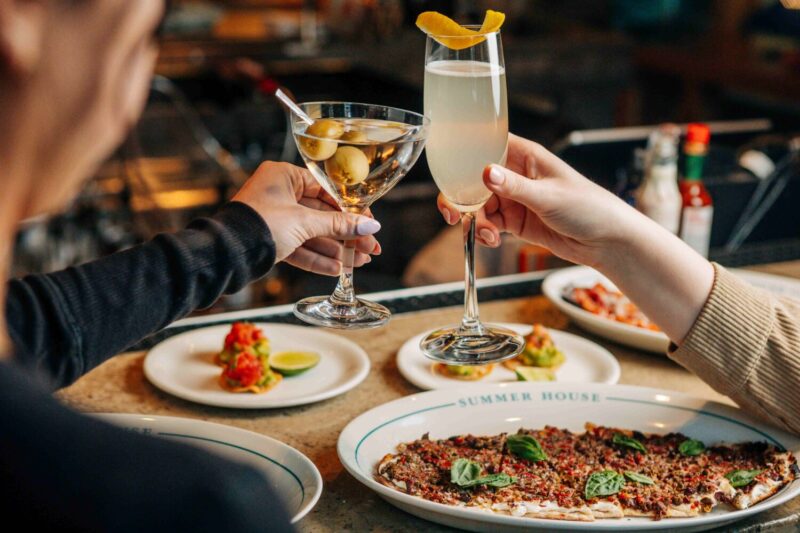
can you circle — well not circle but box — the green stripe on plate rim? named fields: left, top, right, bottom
left=605, top=397, right=785, bottom=449
left=354, top=395, right=786, bottom=466
left=354, top=403, right=456, bottom=467
left=159, top=432, right=306, bottom=503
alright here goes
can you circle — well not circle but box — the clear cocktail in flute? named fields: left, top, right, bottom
left=419, top=20, right=524, bottom=364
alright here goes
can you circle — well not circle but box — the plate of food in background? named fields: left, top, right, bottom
left=144, top=322, right=370, bottom=408
left=543, top=266, right=800, bottom=354
left=397, top=323, right=620, bottom=390
left=543, top=266, right=671, bottom=353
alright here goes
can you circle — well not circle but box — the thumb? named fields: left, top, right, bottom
left=483, top=164, right=546, bottom=212
left=305, top=210, right=381, bottom=240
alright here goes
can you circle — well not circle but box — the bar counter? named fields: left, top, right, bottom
left=57, top=263, right=800, bottom=532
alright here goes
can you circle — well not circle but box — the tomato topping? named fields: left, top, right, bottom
left=223, top=351, right=263, bottom=387
left=224, top=322, right=264, bottom=351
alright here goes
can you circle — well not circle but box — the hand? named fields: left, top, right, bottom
left=437, top=134, right=714, bottom=343
left=437, top=134, right=641, bottom=268
left=232, top=161, right=381, bottom=275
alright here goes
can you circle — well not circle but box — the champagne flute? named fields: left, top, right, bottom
left=420, top=27, right=524, bottom=363
left=292, top=102, right=429, bottom=329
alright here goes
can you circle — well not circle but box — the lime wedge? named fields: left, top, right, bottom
left=269, top=351, right=320, bottom=376
left=515, top=366, right=556, bottom=382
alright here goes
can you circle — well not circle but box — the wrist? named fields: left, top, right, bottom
left=586, top=203, right=650, bottom=273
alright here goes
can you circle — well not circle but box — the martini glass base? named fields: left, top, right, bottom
left=420, top=324, right=524, bottom=365
left=293, top=295, right=390, bottom=330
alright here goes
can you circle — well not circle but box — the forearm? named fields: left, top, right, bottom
left=7, top=202, right=276, bottom=388
left=595, top=210, right=714, bottom=344
left=668, top=265, right=800, bottom=435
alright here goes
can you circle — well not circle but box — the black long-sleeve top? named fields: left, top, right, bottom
left=1, top=202, right=294, bottom=532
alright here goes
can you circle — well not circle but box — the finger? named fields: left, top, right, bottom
left=303, top=236, right=379, bottom=258
left=284, top=246, right=372, bottom=275
left=507, top=133, right=581, bottom=181
left=310, top=184, right=340, bottom=211
left=295, top=166, right=339, bottom=208
left=354, top=251, right=372, bottom=267
left=303, top=238, right=342, bottom=260
left=353, top=235, right=380, bottom=255
left=483, top=164, right=550, bottom=213
left=437, top=194, right=461, bottom=225
left=475, top=208, right=501, bottom=248
left=299, top=196, right=338, bottom=212
left=284, top=247, right=342, bottom=276
left=304, top=209, right=381, bottom=241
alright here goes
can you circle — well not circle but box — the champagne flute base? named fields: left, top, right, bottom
left=419, top=324, right=524, bottom=365
left=293, top=295, right=390, bottom=330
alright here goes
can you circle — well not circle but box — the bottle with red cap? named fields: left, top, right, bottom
left=679, top=123, right=713, bottom=257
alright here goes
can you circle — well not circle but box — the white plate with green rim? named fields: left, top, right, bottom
left=96, top=413, right=322, bottom=523
left=337, top=382, right=800, bottom=532
left=144, top=323, right=370, bottom=408
left=397, top=323, right=620, bottom=390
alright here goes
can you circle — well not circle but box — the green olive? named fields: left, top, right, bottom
left=324, top=146, right=370, bottom=185
left=298, top=119, right=345, bottom=161
left=307, top=119, right=345, bottom=139
left=340, top=130, right=377, bottom=163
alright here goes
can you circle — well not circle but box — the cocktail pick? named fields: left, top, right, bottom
left=274, top=88, right=314, bottom=126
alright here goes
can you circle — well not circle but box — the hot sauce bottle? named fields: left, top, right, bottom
left=679, top=123, right=713, bottom=257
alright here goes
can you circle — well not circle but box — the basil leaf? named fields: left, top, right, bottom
left=462, top=473, right=516, bottom=488
left=612, top=433, right=647, bottom=453
left=450, top=459, right=516, bottom=489
left=678, top=439, right=705, bottom=456
left=585, top=470, right=625, bottom=500
left=624, top=471, right=655, bottom=485
left=507, top=434, right=548, bottom=462
left=725, top=469, right=763, bottom=488
left=450, top=458, right=481, bottom=486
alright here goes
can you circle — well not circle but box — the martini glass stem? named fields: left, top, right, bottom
left=461, top=212, right=482, bottom=333
left=331, top=240, right=357, bottom=306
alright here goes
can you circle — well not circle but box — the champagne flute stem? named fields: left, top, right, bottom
left=330, top=240, right=356, bottom=305
left=461, top=212, right=481, bottom=333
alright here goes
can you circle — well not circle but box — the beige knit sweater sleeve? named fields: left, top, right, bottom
left=669, top=263, right=800, bottom=435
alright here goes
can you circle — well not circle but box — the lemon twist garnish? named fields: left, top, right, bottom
left=416, top=10, right=505, bottom=50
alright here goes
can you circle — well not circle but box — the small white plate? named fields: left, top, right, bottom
left=96, top=413, right=322, bottom=523
left=338, top=382, right=800, bottom=532
left=543, top=266, right=671, bottom=353
left=144, top=323, right=370, bottom=408
left=397, top=323, right=620, bottom=390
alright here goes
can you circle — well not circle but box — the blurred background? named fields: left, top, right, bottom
left=14, top=0, right=800, bottom=314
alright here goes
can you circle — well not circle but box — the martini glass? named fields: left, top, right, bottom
left=292, top=102, right=428, bottom=329
left=419, top=27, right=524, bottom=364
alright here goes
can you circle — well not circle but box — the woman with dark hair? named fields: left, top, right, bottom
left=0, top=1, right=380, bottom=530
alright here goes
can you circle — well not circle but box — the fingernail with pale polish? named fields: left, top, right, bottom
left=479, top=228, right=495, bottom=244
left=356, top=218, right=381, bottom=235
left=488, top=166, right=504, bottom=185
